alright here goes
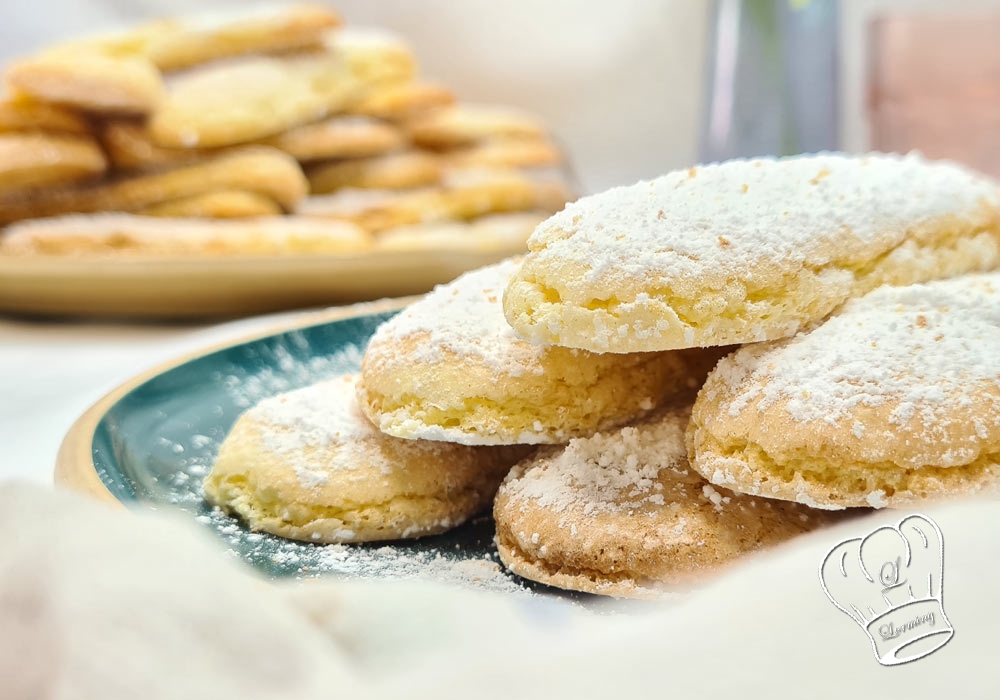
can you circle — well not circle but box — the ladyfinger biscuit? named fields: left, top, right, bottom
left=147, top=4, right=341, bottom=72
left=139, top=190, right=282, bottom=218
left=0, top=99, right=91, bottom=135
left=261, top=116, right=405, bottom=162
left=0, top=133, right=106, bottom=193
left=358, top=259, right=723, bottom=445
left=349, top=81, right=455, bottom=121
left=494, top=405, right=838, bottom=599
left=306, top=151, right=442, bottom=193
left=504, top=152, right=1000, bottom=353
left=688, top=274, right=1000, bottom=510
left=149, top=51, right=360, bottom=148
left=205, top=373, right=527, bottom=543
left=0, top=147, right=306, bottom=225
left=5, top=47, right=163, bottom=114
left=326, top=28, right=417, bottom=86
left=0, top=213, right=371, bottom=257
left=406, top=104, right=549, bottom=149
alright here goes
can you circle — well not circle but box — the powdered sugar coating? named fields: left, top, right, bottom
left=530, top=152, right=999, bottom=290
left=705, top=274, right=1000, bottom=455
left=368, top=258, right=548, bottom=375
left=500, top=408, right=700, bottom=518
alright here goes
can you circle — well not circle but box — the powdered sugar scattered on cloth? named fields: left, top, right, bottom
left=367, top=258, right=549, bottom=375
left=529, top=152, right=1000, bottom=289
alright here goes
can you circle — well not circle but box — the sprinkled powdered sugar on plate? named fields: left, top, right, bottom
left=154, top=329, right=532, bottom=595
left=368, top=258, right=550, bottom=375
left=530, top=152, right=1000, bottom=288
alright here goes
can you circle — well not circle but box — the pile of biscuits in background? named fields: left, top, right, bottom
left=0, top=4, right=571, bottom=258
left=204, top=151, right=1000, bottom=599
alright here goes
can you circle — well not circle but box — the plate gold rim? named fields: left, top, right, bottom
left=53, top=296, right=416, bottom=505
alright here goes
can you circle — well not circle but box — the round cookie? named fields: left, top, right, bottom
left=504, top=152, right=1000, bottom=353
left=203, top=373, right=526, bottom=543
left=687, top=274, right=1000, bottom=510
left=357, top=258, right=724, bottom=445
left=493, top=404, right=837, bottom=599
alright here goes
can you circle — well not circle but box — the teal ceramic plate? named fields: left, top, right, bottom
left=57, top=299, right=572, bottom=597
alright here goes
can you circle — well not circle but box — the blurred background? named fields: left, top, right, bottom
left=4, top=0, right=1000, bottom=189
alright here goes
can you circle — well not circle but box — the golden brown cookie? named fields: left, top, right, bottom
left=300, top=170, right=571, bottom=232
left=0, top=213, right=371, bottom=257
left=204, top=373, right=527, bottom=543
left=0, top=133, right=106, bottom=193
left=306, top=151, right=442, bottom=193
left=494, top=404, right=837, bottom=599
left=4, top=44, right=163, bottom=114
left=357, top=259, right=721, bottom=445
left=326, top=28, right=417, bottom=85
left=262, top=116, right=405, bottom=162
left=443, top=138, right=562, bottom=170
left=147, top=4, right=341, bottom=72
left=149, top=51, right=359, bottom=148
left=139, top=190, right=282, bottom=218
left=688, top=274, right=1000, bottom=510
left=349, top=81, right=455, bottom=121
left=406, top=104, right=549, bottom=149
left=504, top=152, right=1000, bottom=353
left=100, top=120, right=206, bottom=171
left=0, top=147, right=306, bottom=225
left=0, top=98, right=91, bottom=135
left=374, top=211, right=547, bottom=253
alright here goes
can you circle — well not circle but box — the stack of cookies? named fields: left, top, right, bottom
left=204, top=151, right=1000, bottom=599
left=0, top=5, right=571, bottom=258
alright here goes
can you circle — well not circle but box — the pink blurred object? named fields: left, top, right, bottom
left=869, top=13, right=1000, bottom=177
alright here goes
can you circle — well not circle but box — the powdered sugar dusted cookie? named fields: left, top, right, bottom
left=504, top=152, right=1000, bottom=353
left=688, top=274, right=1000, bottom=510
left=204, top=373, right=525, bottom=543
left=494, top=404, right=835, bottom=599
left=357, top=259, right=722, bottom=446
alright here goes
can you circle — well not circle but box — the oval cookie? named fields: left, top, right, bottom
left=357, top=259, right=723, bottom=445
left=494, top=404, right=837, bottom=599
left=204, top=373, right=525, bottom=543
left=688, top=274, right=1000, bottom=509
left=504, top=152, right=1000, bottom=353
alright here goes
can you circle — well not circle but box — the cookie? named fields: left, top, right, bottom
left=0, top=147, right=306, bottom=225
left=0, top=98, right=90, bottom=135
left=0, top=213, right=371, bottom=256
left=504, top=152, right=1000, bottom=353
left=357, top=259, right=721, bottom=445
left=203, top=373, right=526, bottom=543
left=264, top=116, right=405, bottom=162
left=0, top=133, right=106, bottom=193
left=149, top=51, right=359, bottom=148
left=349, top=81, right=454, bottom=121
left=100, top=120, right=208, bottom=171
left=493, top=404, right=837, bottom=599
left=326, top=28, right=417, bottom=86
left=4, top=45, right=163, bottom=114
left=146, top=4, right=341, bottom=72
left=139, top=190, right=282, bottom=218
left=300, top=170, right=570, bottom=232
left=374, top=211, right=548, bottom=252
left=688, top=273, right=1000, bottom=510
left=406, top=104, right=549, bottom=149
left=306, top=151, right=442, bottom=194
left=443, top=138, right=562, bottom=170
